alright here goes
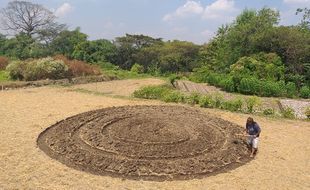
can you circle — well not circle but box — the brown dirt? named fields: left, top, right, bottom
left=37, top=105, right=250, bottom=181
left=0, top=78, right=309, bottom=189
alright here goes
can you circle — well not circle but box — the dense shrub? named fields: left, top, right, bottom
left=54, top=55, right=101, bottom=77
left=185, top=92, right=201, bottom=105
left=133, top=85, right=170, bottom=99
left=130, top=63, right=144, bottom=74
left=300, top=86, right=310, bottom=99
left=24, top=57, right=68, bottom=81
left=162, top=91, right=185, bottom=103
left=238, top=77, right=261, bottom=95
left=6, top=60, right=26, bottom=80
left=245, top=96, right=260, bottom=113
left=212, top=93, right=224, bottom=108
left=260, top=80, right=284, bottom=97
left=0, top=56, right=9, bottom=70
left=168, top=74, right=181, bottom=87
left=281, top=107, right=295, bottom=119
left=263, top=108, right=275, bottom=116
left=285, top=82, right=297, bottom=98
left=221, top=98, right=243, bottom=112
left=219, top=77, right=235, bottom=92
left=207, top=73, right=223, bottom=86
left=199, top=95, right=215, bottom=108
left=189, top=67, right=210, bottom=83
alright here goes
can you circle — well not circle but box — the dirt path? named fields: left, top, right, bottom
left=0, top=79, right=309, bottom=189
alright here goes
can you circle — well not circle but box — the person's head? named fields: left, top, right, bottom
left=247, top=117, right=254, bottom=125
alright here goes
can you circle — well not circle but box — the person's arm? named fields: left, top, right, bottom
left=255, top=123, right=261, bottom=137
left=245, top=123, right=249, bottom=135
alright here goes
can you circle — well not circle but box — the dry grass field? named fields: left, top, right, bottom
left=0, top=79, right=309, bottom=190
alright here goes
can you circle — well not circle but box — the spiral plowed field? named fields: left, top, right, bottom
left=37, top=105, right=250, bottom=181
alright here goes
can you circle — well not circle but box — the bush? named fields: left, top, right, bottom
left=54, top=55, right=101, bottom=77
left=0, top=71, right=9, bottom=81
left=212, top=93, right=224, bottom=108
left=245, top=96, right=261, bottom=113
left=281, top=107, right=295, bottom=119
left=24, top=57, right=68, bottom=81
left=185, top=92, right=201, bottom=105
left=305, top=107, right=310, bottom=119
left=6, top=60, right=26, bottom=80
left=238, top=77, right=261, bottom=95
left=285, top=82, right=297, bottom=98
left=0, top=56, right=9, bottom=70
left=133, top=85, right=170, bottom=99
left=300, top=86, right=310, bottom=99
left=162, top=91, right=185, bottom=103
left=207, top=73, right=222, bottom=86
left=199, top=95, right=215, bottom=108
left=130, top=63, right=144, bottom=74
left=168, top=74, right=181, bottom=87
left=219, top=77, right=235, bottom=92
left=189, top=66, right=210, bottom=83
left=221, top=98, right=243, bottom=112
left=260, top=80, right=284, bottom=97
left=263, top=108, right=275, bottom=116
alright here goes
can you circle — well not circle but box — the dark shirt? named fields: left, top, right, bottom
left=246, top=122, right=261, bottom=137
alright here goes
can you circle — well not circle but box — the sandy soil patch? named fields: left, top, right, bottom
left=0, top=79, right=309, bottom=189
left=72, top=78, right=165, bottom=97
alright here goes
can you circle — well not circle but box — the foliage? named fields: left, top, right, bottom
left=24, top=57, right=68, bottom=81
left=285, top=82, right=297, bottom=98
left=53, top=55, right=101, bottom=77
left=300, top=86, right=310, bottom=98
left=6, top=60, right=26, bottom=80
left=51, top=28, right=88, bottom=58
left=72, top=39, right=117, bottom=63
left=199, top=95, right=215, bottom=108
left=6, top=58, right=68, bottom=81
left=162, top=91, right=185, bottom=103
left=245, top=96, right=261, bottom=113
left=133, top=85, right=171, bottom=99
left=221, top=98, right=243, bottom=112
left=185, top=92, right=201, bottom=105
left=130, top=63, right=144, bottom=74
left=0, top=56, right=9, bottom=70
left=0, top=71, right=9, bottom=81
left=263, top=108, right=275, bottom=116
left=281, top=107, right=295, bottom=119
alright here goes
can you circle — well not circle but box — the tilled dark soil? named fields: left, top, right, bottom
left=37, top=105, right=251, bottom=181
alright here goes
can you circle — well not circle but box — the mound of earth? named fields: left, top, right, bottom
left=37, top=105, right=251, bottom=181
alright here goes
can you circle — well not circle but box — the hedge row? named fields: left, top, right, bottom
left=190, top=71, right=310, bottom=98
left=5, top=56, right=101, bottom=81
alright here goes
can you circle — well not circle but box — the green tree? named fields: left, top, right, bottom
left=72, top=39, right=117, bottom=63
left=51, top=28, right=88, bottom=58
left=114, top=34, right=162, bottom=69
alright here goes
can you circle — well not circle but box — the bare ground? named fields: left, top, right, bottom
left=0, top=79, right=309, bottom=190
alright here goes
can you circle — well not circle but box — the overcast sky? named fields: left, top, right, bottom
left=0, top=0, right=309, bottom=44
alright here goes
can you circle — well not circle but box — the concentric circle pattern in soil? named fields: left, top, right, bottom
left=37, top=105, right=251, bottom=181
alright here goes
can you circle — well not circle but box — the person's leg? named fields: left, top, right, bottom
left=250, top=137, right=259, bottom=157
left=247, top=136, right=253, bottom=150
